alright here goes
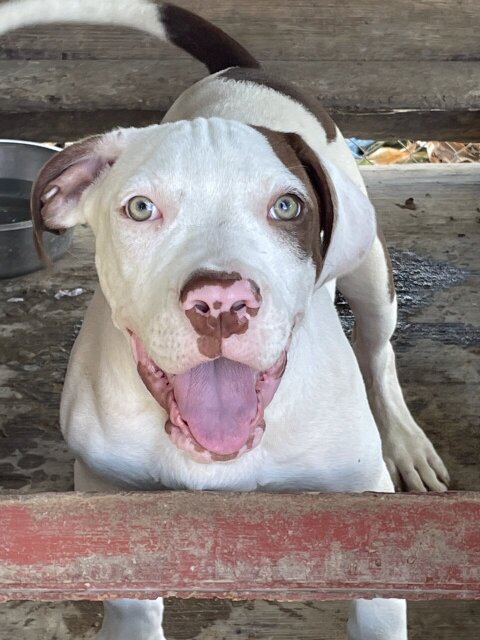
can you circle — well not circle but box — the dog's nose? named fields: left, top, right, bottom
left=180, top=273, right=261, bottom=331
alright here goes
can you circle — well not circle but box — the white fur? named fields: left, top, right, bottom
left=1, top=2, right=450, bottom=638
left=164, top=72, right=366, bottom=193
left=0, top=0, right=166, bottom=39
left=57, top=116, right=406, bottom=639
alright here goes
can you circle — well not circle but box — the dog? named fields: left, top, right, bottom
left=1, top=1, right=450, bottom=638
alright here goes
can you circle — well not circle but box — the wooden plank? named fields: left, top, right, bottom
left=0, top=0, right=478, bottom=62
left=0, top=491, right=479, bottom=602
left=2, top=60, right=479, bottom=112
left=1, top=1, right=479, bottom=140
left=334, top=110, right=480, bottom=142
left=2, top=108, right=479, bottom=142
left=0, top=59, right=478, bottom=141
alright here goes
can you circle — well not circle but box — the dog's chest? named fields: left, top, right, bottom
left=63, top=287, right=382, bottom=492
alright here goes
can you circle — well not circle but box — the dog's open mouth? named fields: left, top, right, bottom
left=129, top=332, right=287, bottom=462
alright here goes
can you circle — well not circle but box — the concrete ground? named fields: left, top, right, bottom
left=0, top=164, right=479, bottom=638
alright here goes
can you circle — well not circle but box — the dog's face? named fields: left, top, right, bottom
left=32, top=118, right=375, bottom=462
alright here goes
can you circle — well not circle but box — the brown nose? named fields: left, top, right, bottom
left=180, top=272, right=261, bottom=345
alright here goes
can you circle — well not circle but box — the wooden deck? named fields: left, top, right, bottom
left=0, top=163, right=479, bottom=637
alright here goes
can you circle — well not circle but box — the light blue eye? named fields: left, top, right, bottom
left=271, top=194, right=302, bottom=220
left=126, top=196, right=157, bottom=221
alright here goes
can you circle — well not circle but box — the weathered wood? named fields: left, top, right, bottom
left=2, top=108, right=479, bottom=142
left=334, top=111, right=480, bottom=142
left=0, top=0, right=478, bottom=140
left=2, top=60, right=479, bottom=112
left=0, top=60, right=478, bottom=141
left=1, top=0, right=479, bottom=62
left=0, top=491, right=479, bottom=602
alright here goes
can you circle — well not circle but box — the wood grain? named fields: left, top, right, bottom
left=0, top=491, right=479, bottom=602
left=2, top=108, right=479, bottom=142
left=0, top=59, right=478, bottom=141
left=1, top=0, right=478, bottom=62
left=0, top=0, right=478, bottom=140
left=2, top=60, right=479, bottom=112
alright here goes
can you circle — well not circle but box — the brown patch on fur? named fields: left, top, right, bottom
left=222, top=68, right=337, bottom=142
left=180, top=270, right=242, bottom=303
left=254, top=127, right=335, bottom=279
left=162, top=4, right=259, bottom=74
left=247, top=278, right=262, bottom=303
left=186, top=305, right=255, bottom=359
left=185, top=307, right=250, bottom=340
left=377, top=227, right=396, bottom=302
left=182, top=272, right=261, bottom=358
left=220, top=310, right=250, bottom=339
left=197, top=335, right=222, bottom=359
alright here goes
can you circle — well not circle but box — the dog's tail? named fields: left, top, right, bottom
left=0, top=0, right=259, bottom=73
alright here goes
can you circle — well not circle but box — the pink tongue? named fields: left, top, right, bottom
left=173, top=358, right=258, bottom=455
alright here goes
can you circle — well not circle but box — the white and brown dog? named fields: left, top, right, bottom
left=1, top=1, right=449, bottom=638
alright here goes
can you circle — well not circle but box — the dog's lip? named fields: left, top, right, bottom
left=164, top=417, right=267, bottom=463
left=127, top=329, right=288, bottom=462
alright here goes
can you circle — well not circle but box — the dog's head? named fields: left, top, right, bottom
left=32, top=118, right=375, bottom=462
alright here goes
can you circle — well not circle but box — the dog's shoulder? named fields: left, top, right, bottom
left=163, top=66, right=339, bottom=150
left=220, top=67, right=337, bottom=142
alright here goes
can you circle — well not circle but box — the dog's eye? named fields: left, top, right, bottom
left=269, top=194, right=302, bottom=221
left=126, top=196, right=159, bottom=221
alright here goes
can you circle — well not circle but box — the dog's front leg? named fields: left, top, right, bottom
left=346, top=468, right=407, bottom=640
left=74, top=460, right=167, bottom=640
left=337, top=233, right=449, bottom=491
left=98, top=600, right=166, bottom=640
left=348, top=593, right=407, bottom=640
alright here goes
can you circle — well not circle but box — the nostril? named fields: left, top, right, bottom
left=231, top=301, right=247, bottom=314
left=194, top=301, right=210, bottom=315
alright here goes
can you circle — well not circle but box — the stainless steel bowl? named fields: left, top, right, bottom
left=0, top=140, right=74, bottom=278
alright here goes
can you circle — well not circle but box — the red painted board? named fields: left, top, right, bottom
left=0, top=491, right=479, bottom=602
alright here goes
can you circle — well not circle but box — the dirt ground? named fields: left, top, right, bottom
left=0, top=164, right=479, bottom=638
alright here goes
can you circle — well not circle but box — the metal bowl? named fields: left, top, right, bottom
left=0, top=140, right=74, bottom=278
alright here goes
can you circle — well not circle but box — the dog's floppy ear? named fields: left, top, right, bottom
left=31, top=131, right=125, bottom=258
left=285, top=133, right=377, bottom=286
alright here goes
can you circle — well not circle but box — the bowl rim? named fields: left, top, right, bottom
left=0, top=139, right=61, bottom=231
left=0, top=220, right=32, bottom=232
left=0, top=139, right=62, bottom=151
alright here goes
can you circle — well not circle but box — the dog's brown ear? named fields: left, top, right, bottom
left=31, top=132, right=123, bottom=259
left=285, top=133, right=377, bottom=286
left=283, top=133, right=335, bottom=260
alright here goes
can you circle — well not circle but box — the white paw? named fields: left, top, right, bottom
left=97, top=631, right=166, bottom=640
left=97, top=598, right=166, bottom=640
left=382, top=423, right=449, bottom=492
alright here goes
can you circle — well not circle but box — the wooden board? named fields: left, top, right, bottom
left=0, top=0, right=478, bottom=141
left=2, top=108, right=479, bottom=143
left=0, top=491, right=479, bottom=602
left=1, top=0, right=478, bottom=62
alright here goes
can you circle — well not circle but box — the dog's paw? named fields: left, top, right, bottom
left=382, top=423, right=449, bottom=492
left=97, top=632, right=166, bottom=640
